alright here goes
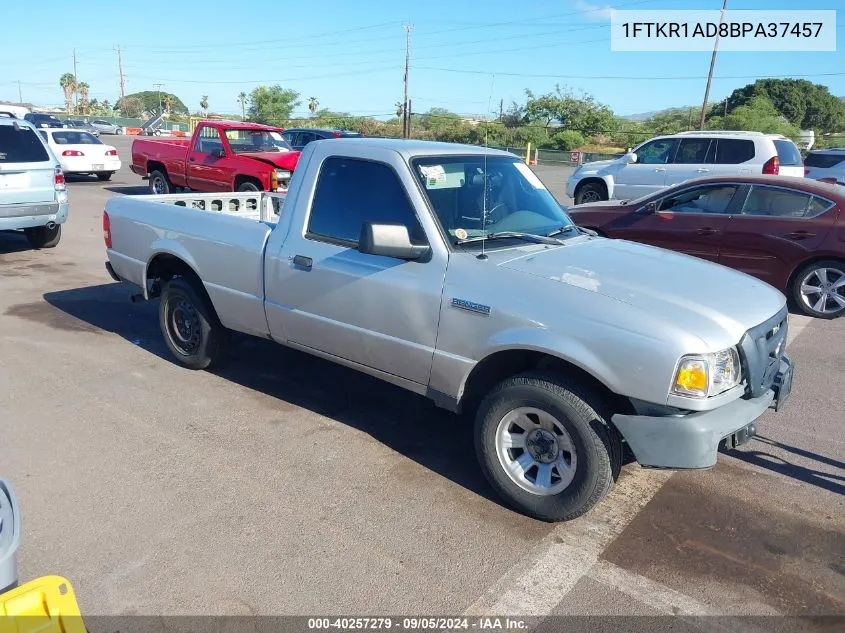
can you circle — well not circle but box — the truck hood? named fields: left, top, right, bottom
left=574, top=158, right=622, bottom=175
left=238, top=151, right=301, bottom=171
left=498, top=237, right=785, bottom=347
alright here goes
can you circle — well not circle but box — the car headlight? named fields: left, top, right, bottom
left=672, top=347, right=741, bottom=398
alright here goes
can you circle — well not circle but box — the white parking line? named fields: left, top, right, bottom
left=464, top=468, right=673, bottom=616
left=787, top=314, right=812, bottom=345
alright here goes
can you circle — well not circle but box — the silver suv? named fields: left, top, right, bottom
left=0, top=118, right=68, bottom=248
left=804, top=148, right=845, bottom=185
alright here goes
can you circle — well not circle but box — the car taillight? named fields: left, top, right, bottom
left=333, top=132, right=341, bottom=138
left=762, top=156, right=780, bottom=175
left=804, top=168, right=810, bottom=175
left=62, top=149, right=84, bottom=156
left=105, top=149, right=118, bottom=156
left=103, top=211, right=112, bottom=248
left=54, top=167, right=66, bottom=190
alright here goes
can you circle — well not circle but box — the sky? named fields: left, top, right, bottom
left=1, top=0, right=842, bottom=119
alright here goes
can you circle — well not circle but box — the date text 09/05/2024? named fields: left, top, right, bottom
left=621, top=21, right=824, bottom=39
left=307, top=617, right=527, bottom=630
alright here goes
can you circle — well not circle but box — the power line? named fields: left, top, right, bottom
left=413, top=66, right=845, bottom=81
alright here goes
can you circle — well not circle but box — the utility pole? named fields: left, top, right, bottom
left=73, top=48, right=78, bottom=111
left=724, top=97, right=729, bottom=116
left=699, top=0, right=727, bottom=129
left=117, top=45, right=126, bottom=100
left=499, top=99, right=504, bottom=121
left=153, top=83, right=164, bottom=115
left=402, top=23, right=412, bottom=139
left=17, top=80, right=22, bottom=105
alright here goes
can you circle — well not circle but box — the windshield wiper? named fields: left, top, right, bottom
left=455, top=231, right=565, bottom=246
left=545, top=224, right=596, bottom=238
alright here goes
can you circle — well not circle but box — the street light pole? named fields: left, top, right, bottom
left=699, top=0, right=728, bottom=129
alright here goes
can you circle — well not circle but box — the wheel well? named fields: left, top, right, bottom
left=786, top=255, right=845, bottom=293
left=459, top=349, right=631, bottom=416
left=146, top=254, right=203, bottom=298
left=147, top=161, right=167, bottom=178
left=574, top=178, right=607, bottom=197
left=234, top=174, right=262, bottom=190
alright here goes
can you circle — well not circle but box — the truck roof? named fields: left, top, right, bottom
left=200, top=120, right=282, bottom=131
left=314, top=137, right=517, bottom=158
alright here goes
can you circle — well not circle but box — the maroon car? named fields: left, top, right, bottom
left=567, top=175, right=845, bottom=319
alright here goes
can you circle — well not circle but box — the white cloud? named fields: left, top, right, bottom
left=575, top=0, right=613, bottom=21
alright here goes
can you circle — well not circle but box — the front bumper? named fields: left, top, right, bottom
left=612, top=356, right=793, bottom=470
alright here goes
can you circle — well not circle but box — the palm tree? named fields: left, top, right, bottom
left=59, top=73, right=76, bottom=114
left=308, top=97, right=319, bottom=116
left=162, top=95, right=173, bottom=114
left=200, top=95, right=209, bottom=118
left=237, top=92, right=247, bottom=120
left=78, top=82, right=90, bottom=114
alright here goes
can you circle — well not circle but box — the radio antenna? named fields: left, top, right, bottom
left=478, top=73, right=495, bottom=261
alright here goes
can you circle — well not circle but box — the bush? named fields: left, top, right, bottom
left=550, top=130, right=586, bottom=151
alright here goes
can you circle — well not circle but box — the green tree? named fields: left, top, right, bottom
left=524, top=86, right=615, bottom=137
left=246, top=85, right=300, bottom=126
left=59, top=73, right=76, bottom=114
left=237, top=92, right=247, bottom=119
left=717, top=79, right=845, bottom=132
left=308, top=97, right=319, bottom=116
left=77, top=82, right=90, bottom=114
left=550, top=130, right=586, bottom=151
left=706, top=95, right=800, bottom=137
left=200, top=95, right=209, bottom=117
left=116, top=96, right=144, bottom=118
left=118, top=91, right=188, bottom=115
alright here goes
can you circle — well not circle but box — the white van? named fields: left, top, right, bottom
left=567, top=131, right=805, bottom=204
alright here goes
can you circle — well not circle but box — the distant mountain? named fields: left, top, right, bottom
left=621, top=106, right=698, bottom=121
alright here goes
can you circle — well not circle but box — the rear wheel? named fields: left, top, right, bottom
left=97, top=172, right=113, bottom=181
left=236, top=181, right=260, bottom=192
left=159, top=277, right=228, bottom=369
left=149, top=170, right=170, bottom=195
left=25, top=224, right=61, bottom=249
left=474, top=371, right=622, bottom=522
left=791, top=260, right=845, bottom=319
left=575, top=181, right=607, bottom=205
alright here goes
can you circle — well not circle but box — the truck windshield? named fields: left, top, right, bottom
left=411, top=155, right=575, bottom=246
left=226, top=129, right=293, bottom=154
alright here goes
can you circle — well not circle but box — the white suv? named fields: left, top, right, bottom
left=803, top=148, right=845, bottom=185
left=566, top=131, right=805, bottom=204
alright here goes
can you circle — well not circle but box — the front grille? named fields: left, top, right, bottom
left=738, top=306, right=788, bottom=398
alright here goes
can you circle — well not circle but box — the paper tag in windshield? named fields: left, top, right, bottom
left=514, top=162, right=546, bottom=189
left=420, top=164, right=447, bottom=187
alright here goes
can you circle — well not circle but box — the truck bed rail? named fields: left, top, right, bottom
left=139, top=191, right=285, bottom=223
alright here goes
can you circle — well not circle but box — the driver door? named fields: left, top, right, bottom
left=186, top=125, right=229, bottom=191
left=613, top=138, right=678, bottom=200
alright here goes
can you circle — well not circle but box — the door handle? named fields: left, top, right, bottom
left=696, top=168, right=710, bottom=173
left=189, top=156, right=195, bottom=162
left=292, top=254, right=312, bottom=270
left=786, top=230, right=814, bottom=240
left=696, top=227, right=718, bottom=236
left=654, top=168, right=666, bottom=172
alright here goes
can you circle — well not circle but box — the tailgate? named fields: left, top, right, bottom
left=0, top=125, right=56, bottom=204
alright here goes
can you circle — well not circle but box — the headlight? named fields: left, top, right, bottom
left=672, top=347, right=740, bottom=398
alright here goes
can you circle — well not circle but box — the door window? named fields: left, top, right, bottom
left=672, top=138, right=712, bottom=164
left=294, top=132, right=315, bottom=148
left=635, top=138, right=677, bottom=164
left=740, top=185, right=813, bottom=218
left=193, top=126, right=224, bottom=154
left=307, top=157, right=425, bottom=246
left=657, top=184, right=739, bottom=214
left=714, top=139, right=755, bottom=164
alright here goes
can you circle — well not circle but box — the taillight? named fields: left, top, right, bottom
left=54, top=167, right=66, bottom=191
left=804, top=168, right=810, bottom=175
left=103, top=211, right=112, bottom=248
left=333, top=132, right=341, bottom=138
left=762, top=156, right=780, bottom=175
left=105, top=149, right=118, bottom=156
left=62, top=149, right=84, bottom=156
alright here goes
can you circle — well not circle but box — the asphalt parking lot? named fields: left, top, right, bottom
left=1, top=136, right=843, bottom=628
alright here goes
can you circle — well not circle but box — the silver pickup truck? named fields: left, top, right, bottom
left=104, top=139, right=794, bottom=521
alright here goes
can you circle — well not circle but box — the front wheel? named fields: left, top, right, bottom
left=791, top=260, right=845, bottom=319
left=25, top=224, right=61, bottom=249
left=236, top=181, right=260, bottom=192
left=475, top=372, right=622, bottom=522
left=574, top=181, right=607, bottom=205
left=97, top=172, right=113, bottom=181
left=159, top=277, right=228, bottom=369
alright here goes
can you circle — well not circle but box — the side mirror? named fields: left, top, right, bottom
left=643, top=201, right=657, bottom=214
left=624, top=152, right=638, bottom=164
left=212, top=148, right=226, bottom=158
left=358, top=222, right=430, bottom=260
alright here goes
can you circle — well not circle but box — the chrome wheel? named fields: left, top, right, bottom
left=800, top=267, right=845, bottom=315
left=495, top=407, right=577, bottom=496
left=151, top=174, right=167, bottom=194
left=166, top=296, right=202, bottom=355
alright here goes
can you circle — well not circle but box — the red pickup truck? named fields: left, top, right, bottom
left=130, top=121, right=301, bottom=194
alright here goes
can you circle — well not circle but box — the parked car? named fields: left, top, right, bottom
left=104, top=139, right=793, bottom=521
left=281, top=127, right=363, bottom=151
left=567, top=175, right=845, bottom=318
left=63, top=119, right=100, bottom=137
left=23, top=113, right=67, bottom=129
left=567, top=131, right=805, bottom=205
left=37, top=128, right=121, bottom=181
left=89, top=119, right=122, bottom=135
left=804, top=148, right=845, bottom=185
left=0, top=118, right=68, bottom=248
left=130, top=120, right=301, bottom=194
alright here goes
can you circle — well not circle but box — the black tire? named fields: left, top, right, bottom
left=574, top=181, right=607, bottom=205
left=149, top=170, right=170, bottom=195
left=25, top=224, right=62, bottom=249
left=159, top=277, right=228, bottom=370
left=236, top=181, right=260, bottom=192
left=790, top=259, right=845, bottom=319
left=97, top=172, right=113, bottom=181
left=474, top=371, right=622, bottom=522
